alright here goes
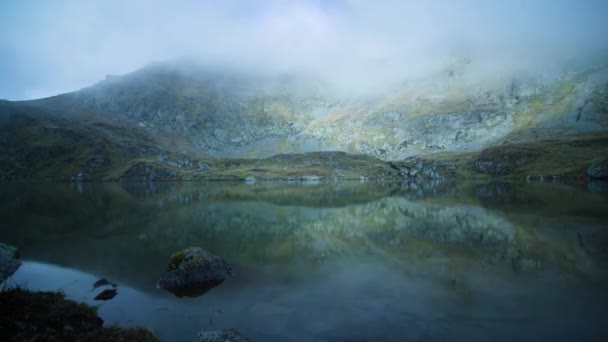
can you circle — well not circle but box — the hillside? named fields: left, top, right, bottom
left=1, top=60, right=608, bottom=181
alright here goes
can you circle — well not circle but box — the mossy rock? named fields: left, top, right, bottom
left=158, top=247, right=233, bottom=297
left=168, top=251, right=186, bottom=270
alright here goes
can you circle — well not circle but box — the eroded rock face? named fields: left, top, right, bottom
left=17, top=61, right=608, bottom=162
left=196, top=329, right=249, bottom=342
left=588, top=159, right=608, bottom=179
left=0, top=242, right=21, bottom=283
left=158, top=247, right=232, bottom=297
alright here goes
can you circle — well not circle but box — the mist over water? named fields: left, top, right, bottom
left=1, top=0, right=608, bottom=99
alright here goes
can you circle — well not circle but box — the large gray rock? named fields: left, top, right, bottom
left=587, top=159, right=608, bottom=179
left=158, top=247, right=232, bottom=297
left=196, top=329, right=249, bottom=342
left=0, top=243, right=21, bottom=283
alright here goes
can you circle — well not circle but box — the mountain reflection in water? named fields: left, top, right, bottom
left=1, top=180, right=607, bottom=341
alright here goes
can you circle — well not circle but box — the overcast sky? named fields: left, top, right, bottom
left=1, top=0, right=607, bottom=100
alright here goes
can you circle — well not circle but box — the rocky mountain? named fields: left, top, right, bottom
left=1, top=59, right=608, bottom=181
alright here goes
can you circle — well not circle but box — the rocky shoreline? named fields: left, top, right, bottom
left=0, top=129, right=606, bottom=183
left=1, top=242, right=158, bottom=341
left=1, top=242, right=249, bottom=341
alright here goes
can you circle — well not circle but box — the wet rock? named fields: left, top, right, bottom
left=587, top=159, right=608, bottom=179
left=0, top=242, right=21, bottom=283
left=158, top=247, right=233, bottom=297
left=92, top=278, right=117, bottom=289
left=94, top=289, right=117, bottom=301
left=196, top=329, right=249, bottom=342
left=245, top=176, right=256, bottom=183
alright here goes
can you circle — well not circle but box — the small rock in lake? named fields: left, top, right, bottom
left=196, top=329, right=249, bottom=342
left=94, top=289, right=118, bottom=301
left=158, top=247, right=232, bottom=297
left=92, top=278, right=117, bottom=289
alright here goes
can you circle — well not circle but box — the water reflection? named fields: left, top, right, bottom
left=1, top=181, right=608, bottom=341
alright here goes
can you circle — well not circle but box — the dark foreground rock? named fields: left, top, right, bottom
left=588, top=159, right=608, bottom=179
left=196, top=329, right=249, bottom=342
left=0, top=288, right=158, bottom=342
left=158, top=247, right=233, bottom=297
left=0, top=243, right=21, bottom=283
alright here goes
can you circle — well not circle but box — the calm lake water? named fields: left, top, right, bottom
left=1, top=180, right=608, bottom=341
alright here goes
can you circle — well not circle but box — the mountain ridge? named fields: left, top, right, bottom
left=1, top=60, right=607, bottom=181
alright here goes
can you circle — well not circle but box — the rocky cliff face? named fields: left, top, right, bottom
left=20, top=61, right=608, bottom=160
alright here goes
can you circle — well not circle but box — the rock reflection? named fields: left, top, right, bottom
left=161, top=280, right=224, bottom=298
left=0, top=181, right=607, bottom=293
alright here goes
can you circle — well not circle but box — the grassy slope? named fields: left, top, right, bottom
left=1, top=103, right=606, bottom=181
left=186, top=152, right=398, bottom=181
left=410, top=130, right=608, bottom=179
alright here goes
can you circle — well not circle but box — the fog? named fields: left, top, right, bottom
left=1, top=0, right=607, bottom=100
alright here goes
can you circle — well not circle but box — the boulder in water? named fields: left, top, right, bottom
left=158, top=247, right=233, bottom=297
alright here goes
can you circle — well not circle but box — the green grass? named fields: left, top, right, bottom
left=407, top=130, right=608, bottom=179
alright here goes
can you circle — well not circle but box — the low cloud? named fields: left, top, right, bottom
left=1, top=0, right=607, bottom=99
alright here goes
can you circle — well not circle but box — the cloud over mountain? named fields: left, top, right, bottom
left=1, top=0, right=607, bottom=99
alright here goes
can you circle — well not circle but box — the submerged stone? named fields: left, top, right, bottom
left=0, top=242, right=21, bottom=283
left=158, top=247, right=233, bottom=297
left=196, top=329, right=249, bottom=342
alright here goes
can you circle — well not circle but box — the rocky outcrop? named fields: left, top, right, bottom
left=17, top=61, right=608, bottom=161
left=393, top=159, right=458, bottom=179
left=122, top=162, right=177, bottom=181
left=158, top=247, right=233, bottom=297
left=0, top=242, right=21, bottom=283
left=474, top=146, right=538, bottom=176
left=196, top=329, right=249, bottom=342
